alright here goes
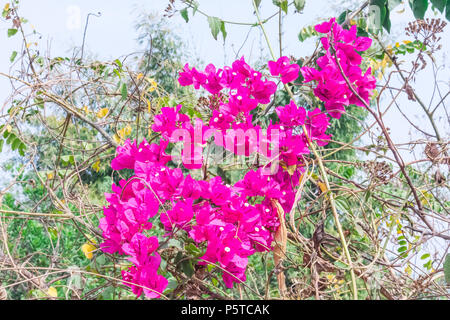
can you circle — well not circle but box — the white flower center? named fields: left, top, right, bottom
left=237, top=96, right=242, bottom=100
left=265, top=208, right=270, bottom=213
left=224, top=247, right=231, bottom=253
left=244, top=203, right=249, bottom=207
left=219, top=227, right=224, bottom=231
left=254, top=227, right=260, bottom=232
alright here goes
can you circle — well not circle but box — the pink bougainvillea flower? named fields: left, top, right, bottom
left=122, top=233, right=159, bottom=266
left=160, top=198, right=194, bottom=232
left=203, top=63, right=224, bottom=94
left=276, top=100, right=306, bottom=127
left=121, top=253, right=168, bottom=299
left=100, top=34, right=375, bottom=297
left=111, top=139, right=138, bottom=171
left=268, top=56, right=300, bottom=84
left=151, top=104, right=190, bottom=140
left=301, top=18, right=376, bottom=118
left=178, top=63, right=207, bottom=89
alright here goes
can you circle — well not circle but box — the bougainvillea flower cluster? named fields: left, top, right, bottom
left=99, top=18, right=375, bottom=299
left=300, top=17, right=376, bottom=118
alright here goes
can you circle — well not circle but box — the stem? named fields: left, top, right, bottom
left=252, top=0, right=359, bottom=300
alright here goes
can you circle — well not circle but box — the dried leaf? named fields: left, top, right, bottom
left=271, top=199, right=287, bottom=298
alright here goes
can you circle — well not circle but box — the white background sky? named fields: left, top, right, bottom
left=0, top=0, right=449, bottom=162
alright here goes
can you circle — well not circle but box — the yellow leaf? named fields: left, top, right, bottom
left=271, top=199, right=287, bottom=297
left=47, top=172, right=54, bottom=180
left=82, top=105, right=89, bottom=114
left=81, top=243, right=96, bottom=259
left=318, top=182, right=328, bottom=193
left=47, top=286, right=58, bottom=298
left=113, top=133, right=121, bottom=144
left=5, top=124, right=12, bottom=133
left=350, top=19, right=356, bottom=25
left=117, top=125, right=132, bottom=140
left=26, top=42, right=32, bottom=49
left=124, top=124, right=132, bottom=136
left=96, top=108, right=109, bottom=118
left=92, top=160, right=100, bottom=172
left=146, top=99, right=152, bottom=113
left=286, top=165, right=296, bottom=176
left=326, top=274, right=335, bottom=282
left=136, top=73, right=144, bottom=81
left=405, top=264, right=412, bottom=275
left=402, top=40, right=412, bottom=44
left=146, top=78, right=158, bottom=92
left=4, top=3, right=10, bottom=11
left=395, top=42, right=400, bottom=48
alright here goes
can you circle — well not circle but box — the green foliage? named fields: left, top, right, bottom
left=409, top=0, right=429, bottom=19
left=207, top=16, right=227, bottom=41
left=444, top=254, right=450, bottom=285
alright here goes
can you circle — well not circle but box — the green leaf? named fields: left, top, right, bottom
left=431, top=0, right=446, bottom=12
left=337, top=10, right=351, bottom=24
left=420, top=253, right=430, bottom=260
left=410, top=0, right=428, bottom=19
left=7, top=28, right=17, bottom=37
left=6, top=132, right=15, bottom=145
left=383, top=4, right=392, bottom=32
left=368, top=0, right=387, bottom=34
left=121, top=83, right=128, bottom=100
left=181, top=259, right=194, bottom=277
left=10, top=51, right=17, bottom=63
left=294, top=0, right=305, bottom=12
left=398, top=246, right=407, bottom=253
left=219, top=20, right=227, bottom=41
left=0, top=139, right=4, bottom=153
left=207, top=16, right=222, bottom=40
left=191, top=0, right=199, bottom=15
left=254, top=0, right=262, bottom=8
left=387, top=0, right=403, bottom=10
left=423, top=260, right=432, bottom=270
left=180, top=8, right=189, bottom=23
left=11, top=137, right=21, bottom=151
left=113, top=58, right=122, bottom=70
left=444, top=254, right=450, bottom=285
left=446, top=0, right=450, bottom=20
left=18, top=145, right=25, bottom=156
left=273, top=0, right=288, bottom=13
left=334, top=261, right=349, bottom=269
left=280, top=0, right=288, bottom=13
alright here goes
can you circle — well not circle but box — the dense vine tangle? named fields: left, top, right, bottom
left=98, top=18, right=376, bottom=298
